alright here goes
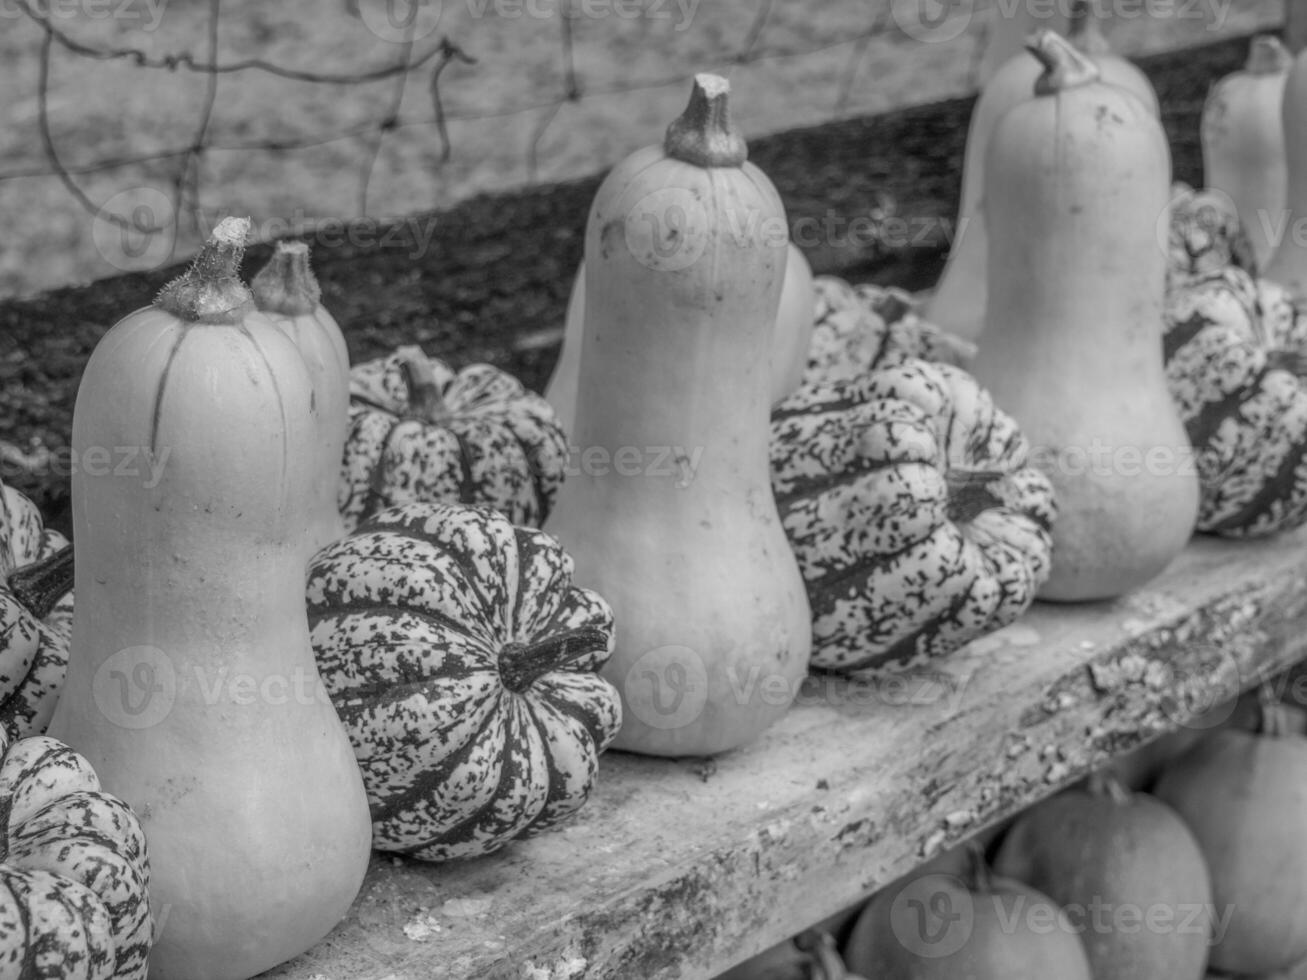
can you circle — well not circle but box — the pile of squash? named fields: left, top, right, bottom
left=7, top=4, right=1307, bottom=977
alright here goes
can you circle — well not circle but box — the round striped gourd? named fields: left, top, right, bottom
left=341, top=345, right=567, bottom=534
left=803, top=275, right=976, bottom=385
left=1163, top=264, right=1307, bottom=535
left=0, top=479, right=73, bottom=740
left=770, top=358, right=1056, bottom=672
left=0, top=734, right=153, bottom=980
left=306, top=502, right=621, bottom=861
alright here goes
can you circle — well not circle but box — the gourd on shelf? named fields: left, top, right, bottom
left=1201, top=35, right=1293, bottom=272
left=307, top=501, right=622, bottom=860
left=969, top=30, right=1198, bottom=601
left=47, top=218, right=373, bottom=980
left=251, top=239, right=350, bottom=559
left=0, top=477, right=74, bottom=739
left=545, top=74, right=812, bottom=757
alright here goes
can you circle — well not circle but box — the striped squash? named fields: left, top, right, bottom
left=0, top=479, right=74, bottom=740
left=0, top=734, right=152, bottom=980
left=341, top=345, right=568, bottom=534
left=1163, top=264, right=1307, bottom=535
left=770, top=358, right=1056, bottom=672
left=306, top=502, right=621, bottom=861
left=1167, top=181, right=1256, bottom=282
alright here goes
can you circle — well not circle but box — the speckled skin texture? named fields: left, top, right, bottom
left=306, top=502, right=621, bottom=862
left=0, top=735, right=153, bottom=980
left=341, top=347, right=569, bottom=535
left=0, top=482, right=72, bottom=740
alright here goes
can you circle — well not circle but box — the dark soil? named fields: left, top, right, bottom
left=0, top=32, right=1246, bottom=539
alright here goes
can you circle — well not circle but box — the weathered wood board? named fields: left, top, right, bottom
left=263, top=527, right=1307, bottom=980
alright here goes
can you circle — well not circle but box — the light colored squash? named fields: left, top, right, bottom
left=1202, top=35, right=1293, bottom=272
left=0, top=734, right=154, bottom=980
left=993, top=772, right=1213, bottom=980
left=47, top=218, right=373, bottom=980
left=545, top=242, right=816, bottom=436
left=251, top=239, right=350, bottom=558
left=545, top=74, right=811, bottom=757
left=1265, top=42, right=1307, bottom=300
left=0, top=478, right=74, bottom=739
left=306, top=501, right=622, bottom=861
left=927, top=6, right=1159, bottom=343
left=970, top=30, right=1198, bottom=601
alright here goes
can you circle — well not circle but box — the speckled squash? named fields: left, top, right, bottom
left=1167, top=181, right=1256, bottom=282
left=306, top=502, right=622, bottom=861
left=803, top=275, right=976, bottom=385
left=342, top=345, right=567, bottom=534
left=770, top=358, right=1056, bottom=672
left=0, top=479, right=73, bottom=739
left=0, top=734, right=153, bottom=980
left=1162, top=265, right=1307, bottom=535
left=251, top=240, right=350, bottom=558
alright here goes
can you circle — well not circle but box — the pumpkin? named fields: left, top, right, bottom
left=803, top=275, right=975, bottom=385
left=546, top=243, right=817, bottom=435
left=970, top=29, right=1198, bottom=601
left=251, top=239, right=350, bottom=558
left=993, top=772, right=1213, bottom=980
left=545, top=74, right=812, bottom=757
left=342, top=344, right=567, bottom=534
left=1166, top=181, right=1256, bottom=282
left=306, top=501, right=621, bottom=860
left=1161, top=264, right=1307, bottom=536
left=1263, top=42, right=1307, bottom=300
left=843, top=843, right=1093, bottom=979
left=769, top=358, right=1055, bottom=673
left=0, top=478, right=73, bottom=740
left=0, top=734, right=153, bottom=980
left=1154, top=693, right=1307, bottom=975
left=926, top=4, right=1159, bottom=343
left=1202, top=35, right=1293, bottom=272
left=47, top=218, right=373, bottom=980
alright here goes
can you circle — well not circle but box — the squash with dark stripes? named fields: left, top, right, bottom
left=1162, top=264, right=1307, bottom=535
left=1167, top=181, right=1255, bottom=282
left=770, top=358, right=1056, bottom=672
left=0, top=479, right=73, bottom=740
left=341, top=345, right=568, bottom=535
left=306, top=501, right=621, bottom=861
left=0, top=734, right=153, bottom=980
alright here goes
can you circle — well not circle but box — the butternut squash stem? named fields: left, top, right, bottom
left=1028, top=27, right=1102, bottom=95
left=1086, top=769, right=1132, bottom=805
left=793, top=929, right=848, bottom=980
left=8, top=544, right=74, bottom=621
left=398, top=353, right=450, bottom=423
left=1066, top=0, right=1109, bottom=56
left=251, top=240, right=321, bottom=316
left=1246, top=34, right=1292, bottom=74
left=498, top=626, right=610, bottom=693
left=664, top=73, right=748, bottom=168
left=964, top=840, right=994, bottom=894
left=154, top=216, right=254, bottom=325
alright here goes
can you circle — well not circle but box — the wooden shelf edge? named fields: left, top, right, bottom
left=261, top=528, right=1307, bottom=980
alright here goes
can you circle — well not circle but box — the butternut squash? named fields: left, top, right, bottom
left=545, top=241, right=815, bottom=436
left=927, top=7, right=1159, bottom=343
left=1259, top=41, right=1307, bottom=298
left=251, top=239, right=350, bottom=559
left=1201, top=36, right=1291, bottom=272
left=47, top=218, right=373, bottom=980
left=545, top=74, right=812, bottom=757
left=970, top=30, right=1198, bottom=601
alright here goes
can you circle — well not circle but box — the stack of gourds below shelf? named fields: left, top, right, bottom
left=15, top=17, right=1307, bottom=980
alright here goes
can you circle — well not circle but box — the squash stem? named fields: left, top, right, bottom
left=946, top=469, right=1006, bottom=524
left=1067, top=0, right=1109, bottom=56
left=8, top=544, right=74, bottom=621
left=664, top=73, right=748, bottom=168
left=154, top=216, right=254, bottom=325
left=397, top=348, right=451, bottom=423
left=793, top=929, right=850, bottom=980
left=498, top=626, right=610, bottom=693
left=964, top=840, right=994, bottom=895
left=251, top=240, right=321, bottom=316
left=1028, top=28, right=1102, bottom=95
left=1246, top=34, right=1292, bottom=75
left=1086, top=769, right=1132, bottom=805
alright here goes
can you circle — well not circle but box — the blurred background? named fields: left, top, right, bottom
left=0, top=0, right=1280, bottom=299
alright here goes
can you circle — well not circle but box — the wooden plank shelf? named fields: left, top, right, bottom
left=263, top=528, right=1307, bottom=980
